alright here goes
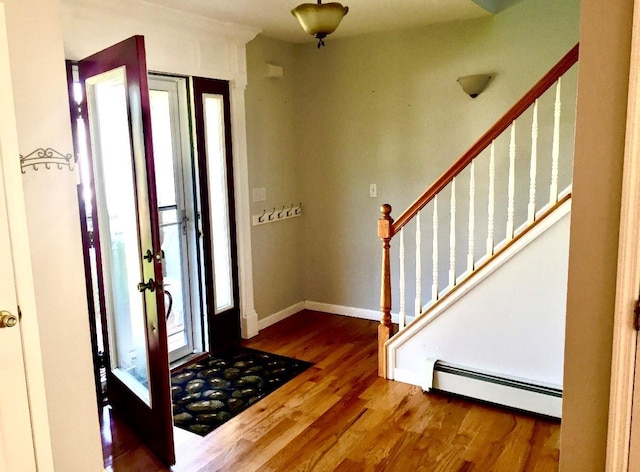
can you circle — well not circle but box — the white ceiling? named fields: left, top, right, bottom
left=144, top=0, right=496, bottom=44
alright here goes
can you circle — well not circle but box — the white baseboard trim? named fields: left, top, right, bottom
left=394, top=365, right=562, bottom=418
left=304, top=300, right=406, bottom=324
left=256, top=300, right=400, bottom=332
left=304, top=301, right=381, bottom=321
left=258, top=301, right=306, bottom=330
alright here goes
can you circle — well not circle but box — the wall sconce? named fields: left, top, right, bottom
left=457, top=74, right=492, bottom=98
left=291, top=0, right=349, bottom=48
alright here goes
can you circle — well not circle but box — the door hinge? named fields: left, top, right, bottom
left=74, top=103, right=83, bottom=121
left=87, top=230, right=95, bottom=248
left=634, top=292, right=640, bottom=331
left=180, top=209, right=189, bottom=236
left=97, top=351, right=107, bottom=368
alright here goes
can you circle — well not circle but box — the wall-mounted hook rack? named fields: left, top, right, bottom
left=253, top=203, right=302, bottom=226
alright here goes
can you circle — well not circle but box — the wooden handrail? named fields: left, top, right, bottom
left=378, top=44, right=580, bottom=378
left=390, top=43, right=579, bottom=235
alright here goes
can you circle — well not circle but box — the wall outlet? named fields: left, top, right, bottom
left=253, top=187, right=266, bottom=202
left=369, top=183, right=377, bottom=198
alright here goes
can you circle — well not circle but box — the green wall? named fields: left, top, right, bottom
left=246, top=0, right=581, bottom=319
left=246, top=37, right=303, bottom=318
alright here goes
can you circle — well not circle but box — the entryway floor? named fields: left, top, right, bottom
left=101, top=310, right=560, bottom=471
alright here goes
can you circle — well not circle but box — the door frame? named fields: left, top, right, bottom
left=60, top=0, right=260, bottom=342
left=0, top=4, right=53, bottom=469
left=606, top=0, right=640, bottom=469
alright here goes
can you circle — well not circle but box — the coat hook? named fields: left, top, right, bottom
left=286, top=203, right=295, bottom=216
left=268, top=207, right=277, bottom=221
left=258, top=209, right=267, bottom=223
left=277, top=206, right=286, bottom=218
left=295, top=202, right=302, bottom=215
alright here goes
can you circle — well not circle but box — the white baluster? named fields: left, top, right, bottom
left=486, top=142, right=496, bottom=255
left=467, top=160, right=476, bottom=273
left=415, top=213, right=422, bottom=316
left=528, top=100, right=539, bottom=224
left=550, top=77, right=562, bottom=204
left=449, top=179, right=456, bottom=287
left=399, top=227, right=406, bottom=330
left=432, top=196, right=439, bottom=301
left=506, top=122, right=516, bottom=239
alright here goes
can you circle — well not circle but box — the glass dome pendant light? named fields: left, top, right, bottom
left=291, top=0, right=349, bottom=48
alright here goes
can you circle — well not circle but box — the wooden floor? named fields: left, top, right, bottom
left=102, top=310, right=560, bottom=471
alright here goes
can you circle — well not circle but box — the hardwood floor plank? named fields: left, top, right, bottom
left=102, top=310, right=561, bottom=472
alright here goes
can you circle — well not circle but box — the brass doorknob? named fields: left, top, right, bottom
left=0, top=310, right=17, bottom=328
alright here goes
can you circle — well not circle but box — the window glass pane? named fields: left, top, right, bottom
left=158, top=207, right=178, bottom=225
left=150, top=90, right=177, bottom=208
left=203, top=94, right=234, bottom=313
left=86, top=67, right=150, bottom=404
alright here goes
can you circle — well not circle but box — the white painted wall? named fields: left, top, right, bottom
left=393, top=204, right=571, bottom=388
left=61, top=0, right=258, bottom=80
left=61, top=0, right=262, bottom=336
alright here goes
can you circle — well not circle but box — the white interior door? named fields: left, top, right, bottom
left=0, top=149, right=36, bottom=472
left=0, top=5, right=36, bottom=469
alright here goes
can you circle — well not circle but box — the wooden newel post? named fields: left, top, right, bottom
left=378, top=204, right=394, bottom=378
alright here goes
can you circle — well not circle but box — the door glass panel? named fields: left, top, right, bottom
left=203, top=94, right=234, bottom=313
left=85, top=67, right=149, bottom=404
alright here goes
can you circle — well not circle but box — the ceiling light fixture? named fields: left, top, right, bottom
left=291, top=0, right=349, bottom=48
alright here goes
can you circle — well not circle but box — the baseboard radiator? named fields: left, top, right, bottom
left=424, top=360, right=562, bottom=419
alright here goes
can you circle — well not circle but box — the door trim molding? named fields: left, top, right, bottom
left=606, top=0, right=640, bottom=469
left=230, top=81, right=259, bottom=339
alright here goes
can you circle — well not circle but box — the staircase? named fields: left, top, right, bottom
left=376, top=44, right=579, bottom=418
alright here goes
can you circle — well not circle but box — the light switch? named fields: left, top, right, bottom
left=253, top=187, right=266, bottom=202
left=369, top=184, right=377, bottom=198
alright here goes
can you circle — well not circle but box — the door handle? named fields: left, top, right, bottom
left=0, top=310, right=18, bottom=328
left=143, top=249, right=154, bottom=262
left=164, top=288, right=173, bottom=319
left=137, top=279, right=156, bottom=293
left=143, top=249, right=165, bottom=263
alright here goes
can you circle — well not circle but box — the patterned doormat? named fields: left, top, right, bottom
left=171, top=347, right=312, bottom=436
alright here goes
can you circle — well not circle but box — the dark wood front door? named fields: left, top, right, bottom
left=78, top=35, right=175, bottom=466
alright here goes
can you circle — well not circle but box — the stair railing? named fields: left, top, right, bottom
left=377, top=44, right=579, bottom=377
